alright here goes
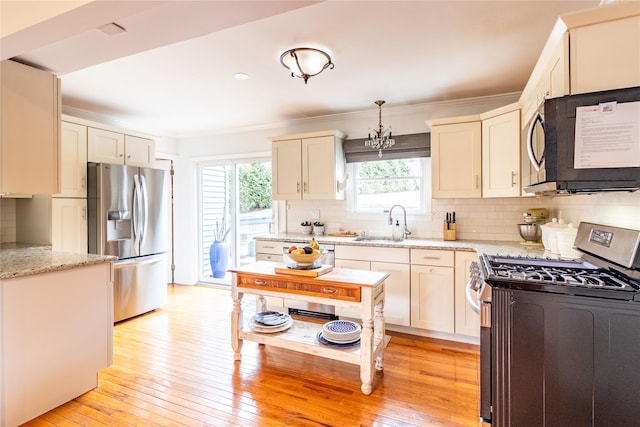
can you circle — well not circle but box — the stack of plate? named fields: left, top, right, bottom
left=250, top=311, right=293, bottom=333
left=317, top=320, right=361, bottom=347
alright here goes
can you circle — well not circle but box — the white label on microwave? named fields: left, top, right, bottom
left=574, top=101, right=640, bottom=169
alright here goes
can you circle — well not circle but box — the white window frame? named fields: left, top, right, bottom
left=346, top=157, right=431, bottom=215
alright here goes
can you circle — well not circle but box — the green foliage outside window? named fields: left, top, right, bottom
left=239, top=162, right=272, bottom=212
left=357, top=159, right=420, bottom=194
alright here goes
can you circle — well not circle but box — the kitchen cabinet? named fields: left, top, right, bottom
left=270, top=130, right=345, bottom=200
left=87, top=128, right=155, bottom=167
left=54, top=121, right=88, bottom=198
left=429, top=117, right=482, bottom=198
left=1, top=59, right=60, bottom=195
left=410, top=249, right=455, bottom=333
left=335, top=245, right=410, bottom=326
left=569, top=14, right=640, bottom=94
left=1, top=262, right=113, bottom=426
left=480, top=105, right=521, bottom=198
left=51, top=198, right=87, bottom=253
left=454, top=251, right=479, bottom=337
left=519, top=2, right=639, bottom=120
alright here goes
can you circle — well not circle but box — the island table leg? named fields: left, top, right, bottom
left=231, top=278, right=244, bottom=361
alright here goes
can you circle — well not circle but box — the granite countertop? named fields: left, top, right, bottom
left=0, top=243, right=116, bottom=279
left=255, top=233, right=553, bottom=258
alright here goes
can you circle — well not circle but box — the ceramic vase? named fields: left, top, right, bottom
left=209, top=241, right=229, bottom=278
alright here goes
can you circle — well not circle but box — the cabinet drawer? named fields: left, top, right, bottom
left=255, top=240, right=282, bottom=255
left=335, top=245, right=409, bottom=263
left=410, top=249, right=454, bottom=267
left=237, top=274, right=361, bottom=302
left=255, top=253, right=282, bottom=262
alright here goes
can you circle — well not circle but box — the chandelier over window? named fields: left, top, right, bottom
left=280, top=47, right=334, bottom=84
left=365, top=100, right=395, bottom=158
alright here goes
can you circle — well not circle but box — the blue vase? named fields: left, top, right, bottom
left=209, top=241, right=229, bottom=279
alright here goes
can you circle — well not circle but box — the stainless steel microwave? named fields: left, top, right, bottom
left=523, top=86, right=640, bottom=195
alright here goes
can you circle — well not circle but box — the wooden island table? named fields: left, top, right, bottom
left=229, top=261, right=389, bottom=395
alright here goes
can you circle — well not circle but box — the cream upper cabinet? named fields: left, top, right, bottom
left=124, top=135, right=156, bottom=167
left=51, top=198, right=87, bottom=253
left=87, top=128, right=155, bottom=167
left=480, top=106, right=521, bottom=198
left=569, top=15, right=640, bottom=94
left=88, top=128, right=125, bottom=164
left=54, top=122, right=88, bottom=198
left=410, top=249, right=455, bottom=333
left=270, top=130, right=345, bottom=200
left=429, top=117, right=482, bottom=198
left=454, top=251, right=479, bottom=337
left=334, top=245, right=410, bottom=326
left=1, top=59, right=60, bottom=195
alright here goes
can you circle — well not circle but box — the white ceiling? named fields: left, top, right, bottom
left=3, top=0, right=602, bottom=139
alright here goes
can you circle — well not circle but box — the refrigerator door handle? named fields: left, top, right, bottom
left=139, top=174, right=149, bottom=246
left=133, top=174, right=142, bottom=250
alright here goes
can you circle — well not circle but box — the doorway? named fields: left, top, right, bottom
left=198, top=159, right=273, bottom=284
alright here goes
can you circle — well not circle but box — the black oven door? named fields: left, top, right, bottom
left=479, top=283, right=493, bottom=424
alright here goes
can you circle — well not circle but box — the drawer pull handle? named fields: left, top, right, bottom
left=423, top=256, right=441, bottom=260
left=322, top=288, right=338, bottom=295
left=254, top=280, right=268, bottom=286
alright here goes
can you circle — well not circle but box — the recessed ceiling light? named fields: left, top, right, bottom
left=234, top=73, right=249, bottom=80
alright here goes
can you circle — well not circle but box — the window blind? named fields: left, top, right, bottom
left=343, top=132, right=430, bottom=163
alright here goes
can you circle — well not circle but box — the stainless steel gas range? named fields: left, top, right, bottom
left=472, top=222, right=640, bottom=426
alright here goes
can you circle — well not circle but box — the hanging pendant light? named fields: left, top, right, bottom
left=364, top=100, right=395, bottom=158
left=280, top=47, right=334, bottom=84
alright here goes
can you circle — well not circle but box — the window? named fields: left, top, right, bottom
left=348, top=157, right=431, bottom=213
left=198, top=159, right=273, bottom=284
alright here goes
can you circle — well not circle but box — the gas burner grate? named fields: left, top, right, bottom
left=491, top=263, right=636, bottom=291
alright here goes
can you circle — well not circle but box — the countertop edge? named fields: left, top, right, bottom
left=0, top=245, right=116, bottom=280
left=254, top=234, right=550, bottom=258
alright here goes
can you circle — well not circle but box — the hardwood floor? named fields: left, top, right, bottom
left=24, top=285, right=480, bottom=426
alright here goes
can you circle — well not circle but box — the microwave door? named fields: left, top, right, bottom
left=522, top=109, right=546, bottom=189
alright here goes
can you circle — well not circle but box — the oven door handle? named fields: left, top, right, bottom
left=466, top=278, right=480, bottom=314
left=527, top=111, right=545, bottom=172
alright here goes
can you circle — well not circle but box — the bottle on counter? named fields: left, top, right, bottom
left=392, top=220, right=403, bottom=241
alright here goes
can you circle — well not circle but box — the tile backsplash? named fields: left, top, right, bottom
left=0, top=198, right=17, bottom=243
left=285, top=191, right=640, bottom=242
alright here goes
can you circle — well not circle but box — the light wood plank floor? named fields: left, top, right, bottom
left=24, top=284, right=480, bottom=426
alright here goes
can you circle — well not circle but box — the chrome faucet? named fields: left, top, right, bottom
left=387, top=204, right=411, bottom=239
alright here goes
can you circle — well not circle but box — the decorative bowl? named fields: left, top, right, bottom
left=286, top=251, right=325, bottom=266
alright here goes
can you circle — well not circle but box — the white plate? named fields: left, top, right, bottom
left=249, top=318, right=293, bottom=333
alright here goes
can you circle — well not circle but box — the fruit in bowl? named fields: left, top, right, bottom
left=285, top=242, right=326, bottom=266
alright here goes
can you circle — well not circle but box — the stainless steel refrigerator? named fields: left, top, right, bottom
left=87, top=162, right=168, bottom=322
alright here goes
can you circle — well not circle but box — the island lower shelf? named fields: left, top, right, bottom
left=240, top=318, right=391, bottom=366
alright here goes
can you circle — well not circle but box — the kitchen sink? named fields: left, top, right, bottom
left=353, top=236, right=403, bottom=242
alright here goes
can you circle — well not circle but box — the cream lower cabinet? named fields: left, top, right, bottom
left=335, top=246, right=410, bottom=326
left=51, top=198, right=87, bottom=253
left=1, top=262, right=113, bottom=426
left=429, top=118, right=482, bottom=198
left=454, top=251, right=480, bottom=337
left=410, top=249, right=455, bottom=333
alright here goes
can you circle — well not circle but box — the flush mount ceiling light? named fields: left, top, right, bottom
left=280, top=47, right=334, bottom=84
left=365, top=100, right=395, bottom=158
